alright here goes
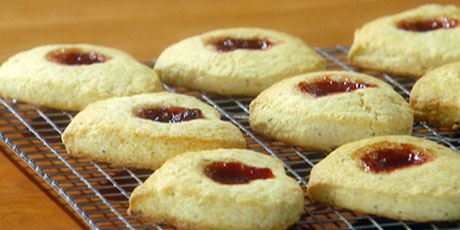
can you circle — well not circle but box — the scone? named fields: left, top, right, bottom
left=62, top=92, right=246, bottom=170
left=349, top=4, right=460, bottom=77
left=249, top=71, right=413, bottom=151
left=128, top=149, right=304, bottom=230
left=154, top=27, right=326, bottom=96
left=410, top=62, right=460, bottom=128
left=308, top=135, right=460, bottom=222
left=0, top=44, right=164, bottom=111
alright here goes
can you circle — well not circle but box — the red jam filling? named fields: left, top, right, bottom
left=46, top=48, right=109, bottom=65
left=212, top=38, right=272, bottom=53
left=137, top=106, right=203, bottom=123
left=298, top=77, right=377, bottom=97
left=204, top=161, right=274, bottom=185
left=360, top=143, right=433, bottom=173
left=397, top=17, right=459, bottom=32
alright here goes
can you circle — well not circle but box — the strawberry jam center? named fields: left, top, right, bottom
left=298, top=77, right=377, bottom=97
left=397, top=17, right=459, bottom=32
left=360, top=142, right=433, bottom=173
left=46, top=48, right=108, bottom=65
left=204, top=161, right=274, bottom=185
left=137, top=106, right=203, bottom=123
left=212, top=38, right=272, bottom=53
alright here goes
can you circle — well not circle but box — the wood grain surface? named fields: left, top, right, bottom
left=0, top=0, right=458, bottom=229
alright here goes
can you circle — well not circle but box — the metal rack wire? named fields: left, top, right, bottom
left=0, top=46, right=459, bottom=230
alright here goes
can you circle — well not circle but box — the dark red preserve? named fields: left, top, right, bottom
left=212, top=38, right=272, bottom=53
left=204, top=161, right=274, bottom=185
left=137, top=106, right=203, bottom=123
left=360, top=143, right=432, bottom=173
left=397, top=17, right=459, bottom=32
left=298, top=77, right=377, bottom=97
left=46, top=48, right=108, bottom=65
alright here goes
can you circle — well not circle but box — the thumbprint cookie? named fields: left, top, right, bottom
left=308, top=135, right=460, bottom=222
left=349, top=4, right=460, bottom=77
left=249, top=71, right=413, bottom=151
left=0, top=44, right=164, bottom=111
left=128, top=149, right=304, bottom=230
left=410, top=62, right=460, bottom=129
left=154, top=27, right=326, bottom=96
left=62, top=92, right=246, bottom=170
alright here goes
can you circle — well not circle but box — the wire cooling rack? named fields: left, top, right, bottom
left=0, top=46, right=459, bottom=230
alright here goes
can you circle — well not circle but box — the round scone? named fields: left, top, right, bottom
left=154, top=27, right=326, bottom=96
left=348, top=4, right=460, bottom=77
left=410, top=62, right=460, bottom=129
left=308, top=135, right=460, bottom=222
left=62, top=92, right=246, bottom=170
left=128, top=149, right=304, bottom=230
left=0, top=44, right=164, bottom=111
left=249, top=71, right=413, bottom=151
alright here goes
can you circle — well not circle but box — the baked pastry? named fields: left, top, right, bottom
left=348, top=4, right=460, bottom=77
left=249, top=71, right=413, bottom=151
left=0, top=44, right=164, bottom=111
left=62, top=92, right=246, bottom=170
left=154, top=27, right=326, bottom=96
left=128, top=148, right=304, bottom=230
left=308, top=135, right=460, bottom=222
left=410, top=62, right=460, bottom=129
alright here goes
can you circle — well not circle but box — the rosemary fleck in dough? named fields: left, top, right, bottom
left=249, top=71, right=413, bottom=151
left=154, top=27, right=325, bottom=96
left=349, top=4, right=460, bottom=77
left=308, top=135, right=460, bottom=222
left=410, top=62, right=460, bottom=129
left=62, top=92, right=246, bottom=170
left=0, top=44, right=164, bottom=111
left=129, top=149, right=304, bottom=230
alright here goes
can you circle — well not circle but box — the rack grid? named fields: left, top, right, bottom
left=0, top=46, right=459, bottom=230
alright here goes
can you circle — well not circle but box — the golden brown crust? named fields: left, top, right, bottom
left=154, top=27, right=326, bottom=96
left=128, top=149, right=304, bottom=230
left=62, top=92, right=246, bottom=170
left=249, top=71, right=413, bottom=151
left=308, top=135, right=460, bottom=222
left=348, top=4, right=460, bottom=77
left=409, top=62, right=460, bottom=128
left=0, top=44, right=164, bottom=111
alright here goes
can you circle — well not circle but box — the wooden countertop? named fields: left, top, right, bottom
left=0, top=0, right=458, bottom=229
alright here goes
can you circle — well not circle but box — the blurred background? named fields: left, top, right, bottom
left=0, top=0, right=458, bottom=62
left=0, top=0, right=458, bottom=229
